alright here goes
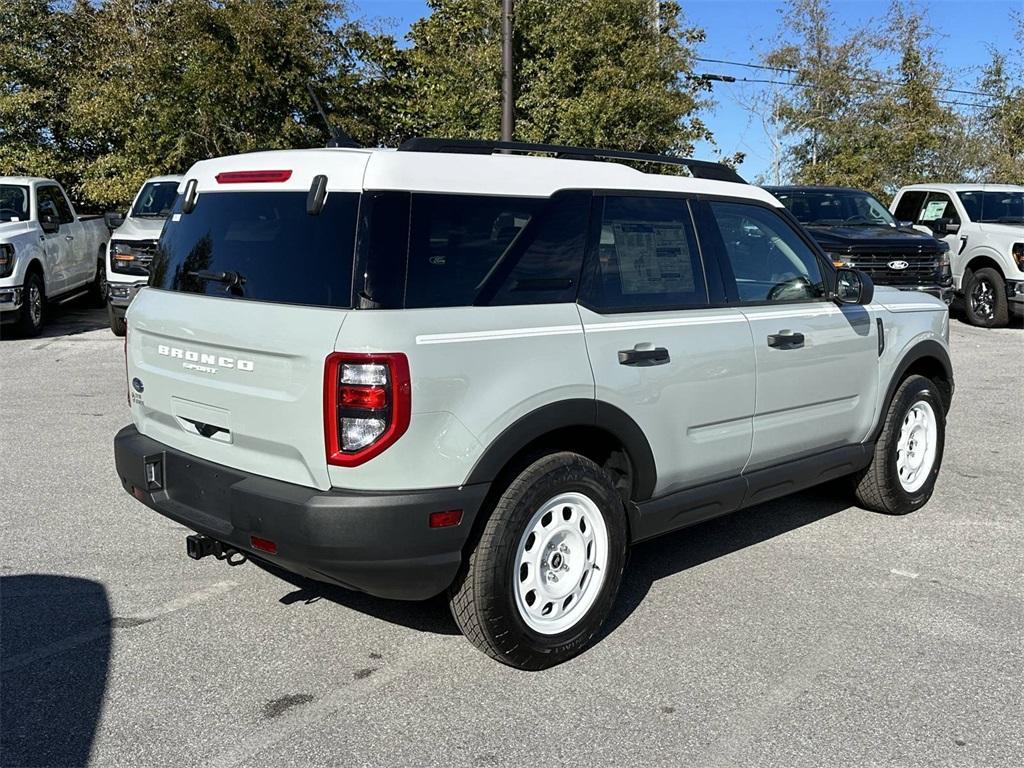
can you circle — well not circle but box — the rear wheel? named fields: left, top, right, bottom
left=963, top=267, right=1008, bottom=327
left=108, top=302, right=126, bottom=337
left=449, top=452, right=628, bottom=669
left=854, top=375, right=945, bottom=515
left=16, top=270, right=45, bottom=337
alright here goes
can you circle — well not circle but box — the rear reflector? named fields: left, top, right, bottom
left=340, top=386, right=388, bottom=409
left=215, top=170, right=293, bottom=184
left=250, top=536, right=278, bottom=555
left=429, top=509, right=463, bottom=529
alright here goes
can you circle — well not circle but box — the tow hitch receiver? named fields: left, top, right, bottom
left=185, top=534, right=247, bottom=566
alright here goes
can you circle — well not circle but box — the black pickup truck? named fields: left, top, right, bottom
left=765, top=186, right=953, bottom=303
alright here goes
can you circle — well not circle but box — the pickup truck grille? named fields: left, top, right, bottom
left=849, top=253, right=941, bottom=286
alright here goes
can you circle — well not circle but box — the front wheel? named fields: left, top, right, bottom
left=107, top=302, right=126, bottom=337
left=854, top=375, right=945, bottom=515
left=89, top=256, right=107, bottom=308
left=449, top=452, right=628, bottom=669
left=963, top=267, right=1008, bottom=327
left=16, top=271, right=45, bottom=337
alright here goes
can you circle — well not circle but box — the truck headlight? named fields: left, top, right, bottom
left=0, top=243, right=14, bottom=278
left=826, top=251, right=854, bottom=268
left=1013, top=242, right=1024, bottom=270
left=110, top=242, right=148, bottom=274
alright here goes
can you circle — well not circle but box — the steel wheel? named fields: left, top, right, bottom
left=513, top=491, right=609, bottom=635
left=895, top=400, right=938, bottom=493
left=969, top=277, right=995, bottom=322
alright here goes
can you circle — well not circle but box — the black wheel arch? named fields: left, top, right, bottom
left=465, top=399, right=657, bottom=503
left=870, top=339, right=953, bottom=443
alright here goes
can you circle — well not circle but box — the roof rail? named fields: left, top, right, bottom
left=397, top=137, right=746, bottom=184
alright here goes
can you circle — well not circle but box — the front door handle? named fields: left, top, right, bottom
left=64, top=234, right=74, bottom=241
left=618, top=346, right=670, bottom=366
left=767, top=330, right=805, bottom=349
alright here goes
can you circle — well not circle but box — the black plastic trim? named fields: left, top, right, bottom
left=397, top=138, right=747, bottom=184
left=114, top=426, right=489, bottom=600
left=630, top=444, right=872, bottom=543
left=465, top=399, right=658, bottom=501
left=869, top=340, right=954, bottom=443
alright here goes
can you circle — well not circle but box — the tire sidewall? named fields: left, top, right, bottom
left=21, top=271, right=45, bottom=336
left=882, top=378, right=945, bottom=511
left=485, top=456, right=628, bottom=663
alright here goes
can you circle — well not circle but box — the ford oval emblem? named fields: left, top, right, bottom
left=132, top=377, right=144, bottom=393
left=888, top=260, right=909, bottom=270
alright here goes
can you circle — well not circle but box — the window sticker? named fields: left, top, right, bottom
left=922, top=200, right=948, bottom=220
left=611, top=221, right=694, bottom=295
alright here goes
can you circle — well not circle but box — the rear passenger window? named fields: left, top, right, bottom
left=581, top=196, right=708, bottom=312
left=404, top=194, right=544, bottom=308
left=708, top=202, right=827, bottom=303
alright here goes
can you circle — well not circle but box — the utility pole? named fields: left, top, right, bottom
left=501, top=0, right=514, bottom=142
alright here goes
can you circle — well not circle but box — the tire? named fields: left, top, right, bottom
left=963, top=267, right=1008, bottom=327
left=854, top=375, right=945, bottom=515
left=89, top=256, right=107, bottom=308
left=108, top=302, right=126, bottom=337
left=16, top=270, right=45, bottom=337
left=448, top=452, right=629, bottom=670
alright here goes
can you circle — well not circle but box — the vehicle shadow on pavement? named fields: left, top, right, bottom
left=254, top=562, right=461, bottom=635
left=0, top=574, right=111, bottom=768
left=601, top=487, right=852, bottom=639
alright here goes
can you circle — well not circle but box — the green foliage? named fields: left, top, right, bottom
left=396, top=0, right=712, bottom=155
left=764, top=0, right=1020, bottom=198
left=975, top=16, right=1024, bottom=183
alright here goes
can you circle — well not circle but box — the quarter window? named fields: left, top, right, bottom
left=581, top=195, right=708, bottom=311
left=708, top=201, right=827, bottom=303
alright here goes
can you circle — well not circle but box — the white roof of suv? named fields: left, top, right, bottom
left=181, top=146, right=781, bottom=206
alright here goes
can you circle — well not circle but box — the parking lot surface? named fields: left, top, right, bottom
left=2, top=303, right=1022, bottom=768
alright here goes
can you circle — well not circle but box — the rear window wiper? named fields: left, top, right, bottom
left=188, top=269, right=246, bottom=293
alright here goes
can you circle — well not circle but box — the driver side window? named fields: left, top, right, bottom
left=708, top=201, right=827, bottom=303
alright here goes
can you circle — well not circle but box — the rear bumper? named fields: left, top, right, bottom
left=113, top=425, right=489, bottom=600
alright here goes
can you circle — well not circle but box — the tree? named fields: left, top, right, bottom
left=395, top=0, right=714, bottom=155
left=974, top=15, right=1024, bottom=183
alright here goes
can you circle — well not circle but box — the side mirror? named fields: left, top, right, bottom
left=39, top=213, right=59, bottom=234
left=930, top=218, right=959, bottom=236
left=105, top=210, right=125, bottom=230
left=835, top=267, right=874, bottom=305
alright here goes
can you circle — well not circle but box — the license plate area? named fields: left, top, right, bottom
left=165, top=452, right=242, bottom=521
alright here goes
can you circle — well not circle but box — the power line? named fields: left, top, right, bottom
left=694, top=56, right=991, bottom=99
left=693, top=73, right=998, bottom=110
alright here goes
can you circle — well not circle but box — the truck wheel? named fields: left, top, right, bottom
left=963, top=267, right=1008, bottom=327
left=89, top=256, right=107, bottom=308
left=108, top=302, right=126, bottom=337
left=854, top=375, right=945, bottom=515
left=16, top=271, right=45, bottom=337
left=449, top=452, right=628, bottom=670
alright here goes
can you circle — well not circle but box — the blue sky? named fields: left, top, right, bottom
left=350, top=0, right=1021, bottom=181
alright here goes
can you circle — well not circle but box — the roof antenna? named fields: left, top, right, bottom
left=306, top=83, right=361, bottom=149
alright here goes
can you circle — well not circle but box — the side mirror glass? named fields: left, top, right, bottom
left=105, top=210, right=125, bottom=230
left=39, top=213, right=59, bottom=234
left=835, top=267, right=874, bottom=305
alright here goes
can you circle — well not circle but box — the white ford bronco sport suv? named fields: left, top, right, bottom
left=114, top=139, right=953, bottom=669
left=892, top=184, right=1024, bottom=327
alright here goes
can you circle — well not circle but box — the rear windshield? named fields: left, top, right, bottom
left=150, top=191, right=358, bottom=308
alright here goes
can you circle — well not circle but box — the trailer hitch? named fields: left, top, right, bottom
left=186, top=534, right=247, bottom=566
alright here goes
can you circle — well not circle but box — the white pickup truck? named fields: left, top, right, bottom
left=891, top=184, right=1024, bottom=327
left=1, top=177, right=111, bottom=336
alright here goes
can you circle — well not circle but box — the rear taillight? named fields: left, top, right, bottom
left=324, top=352, right=411, bottom=467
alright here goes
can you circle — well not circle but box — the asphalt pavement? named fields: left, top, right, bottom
left=1, top=302, right=1022, bottom=768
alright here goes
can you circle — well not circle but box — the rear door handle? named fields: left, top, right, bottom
left=767, top=330, right=805, bottom=349
left=618, top=346, right=670, bottom=366
left=64, top=235, right=74, bottom=241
